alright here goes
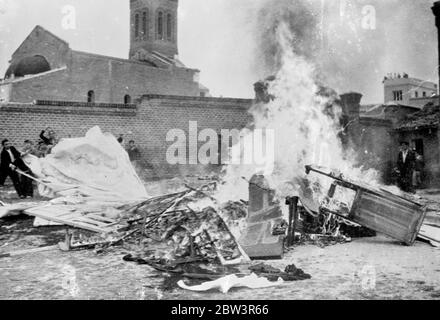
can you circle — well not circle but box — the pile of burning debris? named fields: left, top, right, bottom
left=120, top=183, right=250, bottom=265
left=2, top=163, right=438, bottom=292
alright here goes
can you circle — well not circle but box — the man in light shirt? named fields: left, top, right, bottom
left=396, top=141, right=416, bottom=193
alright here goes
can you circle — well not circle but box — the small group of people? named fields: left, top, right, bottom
left=396, top=141, right=424, bottom=193
left=36, top=127, right=58, bottom=157
left=0, top=128, right=59, bottom=199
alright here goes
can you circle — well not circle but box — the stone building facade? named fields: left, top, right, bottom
left=0, top=25, right=204, bottom=104
left=395, top=105, right=440, bottom=187
left=129, top=0, right=179, bottom=59
left=0, top=0, right=208, bottom=104
left=383, top=74, right=438, bottom=108
left=344, top=91, right=440, bottom=188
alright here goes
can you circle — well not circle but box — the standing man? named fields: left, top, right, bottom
left=20, top=140, right=38, bottom=198
left=396, top=141, right=416, bottom=193
left=126, top=140, right=141, bottom=162
left=0, top=139, right=25, bottom=198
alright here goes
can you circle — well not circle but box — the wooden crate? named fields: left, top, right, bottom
left=306, top=166, right=427, bottom=245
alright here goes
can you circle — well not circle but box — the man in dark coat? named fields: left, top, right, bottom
left=126, top=140, right=141, bottom=162
left=396, top=141, right=416, bottom=193
left=0, top=139, right=33, bottom=199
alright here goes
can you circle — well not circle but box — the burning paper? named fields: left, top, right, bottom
left=177, top=273, right=284, bottom=294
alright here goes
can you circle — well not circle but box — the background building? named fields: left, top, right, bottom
left=0, top=0, right=209, bottom=104
left=129, top=0, right=179, bottom=60
left=0, top=0, right=249, bottom=180
left=383, top=73, right=438, bottom=108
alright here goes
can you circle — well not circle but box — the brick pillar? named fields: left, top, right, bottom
left=340, top=92, right=362, bottom=120
left=339, top=92, right=362, bottom=149
left=238, top=174, right=284, bottom=260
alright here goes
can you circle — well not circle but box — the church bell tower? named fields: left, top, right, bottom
left=129, top=0, right=179, bottom=61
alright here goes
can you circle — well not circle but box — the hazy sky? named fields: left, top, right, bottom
left=0, top=0, right=438, bottom=103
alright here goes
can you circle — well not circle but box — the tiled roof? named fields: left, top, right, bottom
left=395, top=105, right=440, bottom=131
left=360, top=103, right=419, bottom=120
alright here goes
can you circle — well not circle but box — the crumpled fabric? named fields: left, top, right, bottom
left=177, top=273, right=284, bottom=294
left=26, top=126, right=148, bottom=201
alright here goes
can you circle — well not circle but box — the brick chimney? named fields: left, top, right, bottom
left=253, top=76, right=276, bottom=103
left=432, top=1, right=440, bottom=105
left=339, top=92, right=362, bottom=120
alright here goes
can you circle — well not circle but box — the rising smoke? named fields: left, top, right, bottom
left=185, top=0, right=437, bottom=102
left=216, top=21, right=379, bottom=206
left=251, top=0, right=437, bottom=101
left=214, top=0, right=416, bottom=203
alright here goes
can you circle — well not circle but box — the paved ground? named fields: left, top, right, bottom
left=1, top=184, right=440, bottom=300
left=0, top=235, right=439, bottom=300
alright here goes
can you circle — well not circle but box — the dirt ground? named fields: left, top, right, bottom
left=1, top=183, right=440, bottom=300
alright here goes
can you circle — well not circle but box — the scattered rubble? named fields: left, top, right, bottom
left=249, top=263, right=311, bottom=281
left=118, top=184, right=250, bottom=264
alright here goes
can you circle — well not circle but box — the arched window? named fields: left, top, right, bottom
left=124, top=95, right=131, bottom=104
left=157, top=11, right=164, bottom=39
left=166, top=13, right=173, bottom=41
left=134, top=13, right=140, bottom=39
left=87, top=90, right=95, bottom=103
left=142, top=10, right=148, bottom=39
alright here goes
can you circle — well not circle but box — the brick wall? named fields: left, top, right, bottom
left=0, top=95, right=253, bottom=179
left=138, top=95, right=253, bottom=177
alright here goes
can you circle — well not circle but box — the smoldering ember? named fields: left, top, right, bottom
left=0, top=0, right=440, bottom=302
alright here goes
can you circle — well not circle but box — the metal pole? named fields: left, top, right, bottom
left=286, top=196, right=299, bottom=247
left=432, top=2, right=440, bottom=106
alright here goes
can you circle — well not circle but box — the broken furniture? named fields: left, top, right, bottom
left=305, top=165, right=427, bottom=245
left=239, top=175, right=285, bottom=259
left=24, top=205, right=127, bottom=234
